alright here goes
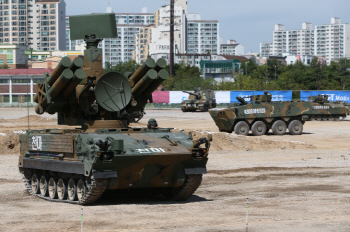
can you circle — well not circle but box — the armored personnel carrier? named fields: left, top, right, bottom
left=18, top=14, right=211, bottom=205
left=209, top=91, right=349, bottom=136
left=181, top=87, right=216, bottom=112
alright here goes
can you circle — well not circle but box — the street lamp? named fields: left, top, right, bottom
left=274, top=65, right=277, bottom=89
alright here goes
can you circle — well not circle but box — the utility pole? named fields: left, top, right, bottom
left=169, top=0, right=174, bottom=77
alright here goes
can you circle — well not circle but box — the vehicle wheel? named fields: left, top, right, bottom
left=48, top=177, right=58, bottom=199
left=272, top=120, right=287, bottom=135
left=181, top=106, right=187, bottom=112
left=67, top=178, right=77, bottom=201
left=234, top=121, right=250, bottom=135
left=288, top=120, right=303, bottom=135
left=39, top=175, right=48, bottom=196
left=77, top=179, right=87, bottom=201
left=251, top=121, right=267, bottom=136
left=57, top=178, right=68, bottom=200
left=31, top=174, right=40, bottom=194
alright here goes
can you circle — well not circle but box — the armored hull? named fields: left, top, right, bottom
left=210, top=94, right=349, bottom=136
left=19, top=128, right=208, bottom=204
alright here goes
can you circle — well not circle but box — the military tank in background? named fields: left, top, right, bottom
left=18, top=13, right=211, bottom=205
left=209, top=91, right=349, bottom=136
left=181, top=87, right=216, bottom=112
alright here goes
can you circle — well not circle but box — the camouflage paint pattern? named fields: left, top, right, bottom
left=181, top=88, right=216, bottom=112
left=19, top=128, right=208, bottom=190
left=210, top=93, right=349, bottom=135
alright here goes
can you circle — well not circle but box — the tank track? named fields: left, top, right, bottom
left=21, top=174, right=108, bottom=205
left=169, top=174, right=203, bottom=201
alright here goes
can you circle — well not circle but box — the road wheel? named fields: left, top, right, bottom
left=39, top=175, right=48, bottom=196
left=67, top=178, right=77, bottom=201
left=31, top=174, right=40, bottom=194
left=57, top=178, right=68, bottom=200
left=288, top=120, right=303, bottom=135
left=272, top=120, right=287, bottom=135
left=181, top=106, right=187, bottom=112
left=234, top=121, right=250, bottom=136
left=48, top=177, right=58, bottom=199
left=163, top=174, right=202, bottom=201
left=77, top=179, right=86, bottom=201
left=251, top=121, right=267, bottom=136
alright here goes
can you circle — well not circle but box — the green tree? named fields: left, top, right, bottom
left=0, top=64, right=10, bottom=69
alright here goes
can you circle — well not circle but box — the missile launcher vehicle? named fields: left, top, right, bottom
left=209, top=91, right=349, bottom=136
left=18, top=13, right=211, bottom=205
left=181, top=88, right=216, bottom=112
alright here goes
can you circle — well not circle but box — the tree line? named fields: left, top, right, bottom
left=105, top=57, right=350, bottom=91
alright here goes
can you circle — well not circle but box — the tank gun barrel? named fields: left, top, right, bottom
left=183, top=91, right=196, bottom=95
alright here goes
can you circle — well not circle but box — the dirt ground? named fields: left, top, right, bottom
left=0, top=108, right=349, bottom=232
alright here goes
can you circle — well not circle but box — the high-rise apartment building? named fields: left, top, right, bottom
left=271, top=23, right=314, bottom=56
left=315, top=18, right=350, bottom=63
left=0, top=0, right=66, bottom=51
left=262, top=18, right=350, bottom=64
left=187, top=20, right=219, bottom=55
left=133, top=24, right=153, bottom=63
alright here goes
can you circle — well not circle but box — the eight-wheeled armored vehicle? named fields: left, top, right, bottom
left=209, top=92, right=349, bottom=136
left=18, top=14, right=211, bottom=205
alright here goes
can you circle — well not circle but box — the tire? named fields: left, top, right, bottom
left=181, top=106, right=187, bottom=112
left=272, top=120, right=287, bottom=135
left=251, top=121, right=267, bottom=136
left=234, top=121, right=250, bottom=136
left=288, top=120, right=303, bottom=135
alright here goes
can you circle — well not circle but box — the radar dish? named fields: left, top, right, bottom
left=95, top=72, right=132, bottom=112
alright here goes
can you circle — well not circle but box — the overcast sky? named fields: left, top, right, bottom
left=66, top=0, right=350, bottom=53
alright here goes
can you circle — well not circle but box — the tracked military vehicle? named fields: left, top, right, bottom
left=18, top=14, right=211, bottom=205
left=210, top=92, right=349, bottom=136
left=181, top=88, right=216, bottom=112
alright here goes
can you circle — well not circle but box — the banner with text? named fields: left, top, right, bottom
left=229, top=91, right=293, bottom=103
left=300, top=91, right=350, bottom=103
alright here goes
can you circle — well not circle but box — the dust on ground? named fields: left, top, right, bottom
left=0, top=108, right=349, bottom=232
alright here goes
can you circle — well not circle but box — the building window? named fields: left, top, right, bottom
left=7, top=59, right=13, bottom=63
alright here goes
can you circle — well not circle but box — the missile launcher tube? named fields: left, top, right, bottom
left=62, top=69, right=85, bottom=97
left=129, top=58, right=155, bottom=85
left=47, top=69, right=73, bottom=98
left=154, top=58, right=167, bottom=72
left=142, top=69, right=169, bottom=96
left=69, top=57, right=84, bottom=73
left=47, top=56, right=71, bottom=86
left=131, top=69, right=158, bottom=97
